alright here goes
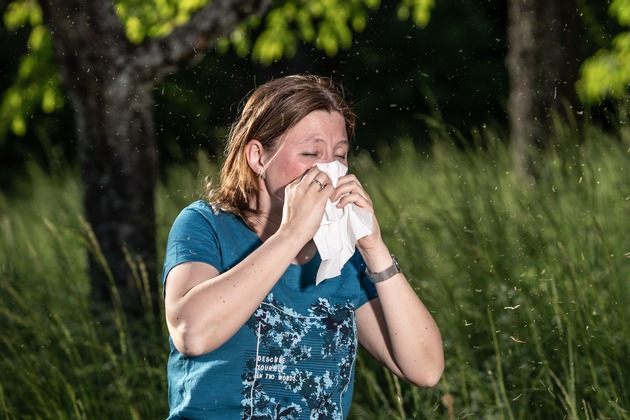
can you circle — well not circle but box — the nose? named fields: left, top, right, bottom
left=321, top=150, right=335, bottom=162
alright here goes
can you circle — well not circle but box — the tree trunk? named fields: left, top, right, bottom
left=506, top=0, right=583, bottom=177
left=36, top=0, right=158, bottom=325
left=78, top=80, right=159, bottom=321
left=37, top=0, right=270, bottom=327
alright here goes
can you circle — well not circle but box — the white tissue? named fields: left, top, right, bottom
left=313, top=161, right=373, bottom=284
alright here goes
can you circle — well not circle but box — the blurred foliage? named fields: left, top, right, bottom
left=114, top=0, right=434, bottom=65
left=240, top=0, right=382, bottom=64
left=1, top=0, right=434, bottom=139
left=578, top=0, right=630, bottom=102
left=0, top=0, right=438, bottom=192
left=396, top=0, right=434, bottom=26
left=151, top=0, right=508, bottom=166
left=1, top=0, right=63, bottom=138
left=114, top=0, right=208, bottom=43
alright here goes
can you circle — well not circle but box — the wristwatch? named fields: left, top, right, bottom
left=365, top=254, right=402, bottom=283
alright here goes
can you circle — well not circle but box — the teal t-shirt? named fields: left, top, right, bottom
left=162, top=201, right=377, bottom=419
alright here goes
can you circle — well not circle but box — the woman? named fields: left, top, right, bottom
left=163, top=74, right=443, bottom=419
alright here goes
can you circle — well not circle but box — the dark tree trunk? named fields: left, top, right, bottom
left=77, top=80, right=158, bottom=321
left=506, top=0, right=584, bottom=177
left=37, top=0, right=271, bottom=327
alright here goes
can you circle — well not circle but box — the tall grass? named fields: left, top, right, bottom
left=350, top=119, right=630, bottom=419
left=1, top=122, right=628, bottom=419
left=0, top=163, right=167, bottom=419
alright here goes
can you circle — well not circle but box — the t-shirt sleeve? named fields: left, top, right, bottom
left=162, top=202, right=222, bottom=288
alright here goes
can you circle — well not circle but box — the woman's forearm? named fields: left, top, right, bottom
left=374, top=274, right=444, bottom=386
left=359, top=244, right=444, bottom=386
left=165, top=227, right=306, bottom=356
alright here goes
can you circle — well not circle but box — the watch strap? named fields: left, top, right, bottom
left=365, top=254, right=402, bottom=283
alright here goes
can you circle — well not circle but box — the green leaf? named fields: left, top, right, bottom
left=114, top=0, right=209, bottom=44
left=577, top=0, right=630, bottom=103
left=610, top=0, right=630, bottom=26
left=11, top=115, right=27, bottom=136
left=42, top=86, right=62, bottom=113
left=1, top=1, right=64, bottom=138
left=397, top=0, right=434, bottom=27
left=4, top=0, right=42, bottom=30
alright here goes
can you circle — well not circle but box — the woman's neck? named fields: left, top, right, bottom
left=245, top=203, right=317, bottom=265
left=246, top=209, right=281, bottom=242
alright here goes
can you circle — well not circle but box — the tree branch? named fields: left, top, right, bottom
left=129, top=0, right=272, bottom=84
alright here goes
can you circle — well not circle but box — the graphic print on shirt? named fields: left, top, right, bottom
left=240, top=293, right=357, bottom=419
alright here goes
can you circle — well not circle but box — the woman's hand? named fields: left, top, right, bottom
left=332, top=173, right=385, bottom=253
left=279, top=166, right=335, bottom=243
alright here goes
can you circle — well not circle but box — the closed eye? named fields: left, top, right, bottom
left=335, top=148, right=348, bottom=160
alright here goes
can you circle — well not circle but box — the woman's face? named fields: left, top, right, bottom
left=261, top=110, right=349, bottom=200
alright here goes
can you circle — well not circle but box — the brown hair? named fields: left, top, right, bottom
left=206, top=74, right=355, bottom=221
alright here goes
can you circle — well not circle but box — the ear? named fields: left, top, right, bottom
left=245, top=139, right=266, bottom=177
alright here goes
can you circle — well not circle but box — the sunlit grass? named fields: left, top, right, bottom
left=350, top=120, right=630, bottom=419
left=1, top=121, right=629, bottom=418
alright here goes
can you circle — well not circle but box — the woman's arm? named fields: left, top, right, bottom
left=333, top=175, right=444, bottom=386
left=166, top=230, right=301, bottom=357
left=165, top=167, right=333, bottom=356
left=355, top=252, right=444, bottom=387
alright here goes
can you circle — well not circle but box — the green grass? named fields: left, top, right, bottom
left=1, top=122, right=629, bottom=419
left=350, top=120, right=630, bottom=419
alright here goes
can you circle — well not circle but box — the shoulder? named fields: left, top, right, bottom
left=168, top=201, right=257, bottom=252
left=172, top=201, right=242, bottom=229
left=179, top=200, right=217, bottom=220
left=166, top=201, right=226, bottom=246
left=163, top=202, right=248, bottom=281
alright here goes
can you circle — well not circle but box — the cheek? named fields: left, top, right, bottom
left=266, top=161, right=310, bottom=195
left=287, top=162, right=312, bottom=181
left=276, top=159, right=310, bottom=182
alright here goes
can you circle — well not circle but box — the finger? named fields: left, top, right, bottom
left=334, top=174, right=363, bottom=190
left=313, top=179, right=335, bottom=198
left=297, top=166, right=320, bottom=184
left=332, top=178, right=369, bottom=202
left=336, top=192, right=372, bottom=209
left=305, top=170, right=332, bottom=193
left=311, top=178, right=326, bottom=191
